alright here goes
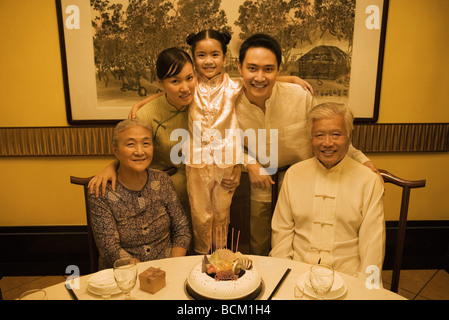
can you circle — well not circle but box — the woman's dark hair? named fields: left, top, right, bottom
left=186, top=30, right=231, bottom=56
left=156, top=47, right=193, bottom=80
left=239, top=33, right=282, bottom=67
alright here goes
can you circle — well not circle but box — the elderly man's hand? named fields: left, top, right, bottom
left=247, top=162, right=275, bottom=190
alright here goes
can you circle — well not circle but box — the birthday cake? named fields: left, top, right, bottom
left=186, top=249, right=262, bottom=300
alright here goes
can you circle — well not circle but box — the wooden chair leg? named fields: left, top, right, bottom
left=390, top=187, right=411, bottom=293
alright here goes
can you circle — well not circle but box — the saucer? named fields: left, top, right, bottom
left=296, top=270, right=347, bottom=300
left=87, top=269, right=121, bottom=296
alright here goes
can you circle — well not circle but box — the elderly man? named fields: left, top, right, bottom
left=270, top=102, right=385, bottom=280
left=235, top=34, right=378, bottom=255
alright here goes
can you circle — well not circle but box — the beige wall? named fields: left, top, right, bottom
left=0, top=0, right=448, bottom=225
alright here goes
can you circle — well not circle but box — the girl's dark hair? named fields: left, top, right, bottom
left=156, top=47, right=193, bottom=80
left=186, top=30, right=231, bottom=55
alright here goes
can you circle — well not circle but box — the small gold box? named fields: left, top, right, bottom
left=139, top=267, right=166, bottom=294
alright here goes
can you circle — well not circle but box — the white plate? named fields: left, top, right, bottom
left=87, top=269, right=122, bottom=296
left=296, top=271, right=347, bottom=300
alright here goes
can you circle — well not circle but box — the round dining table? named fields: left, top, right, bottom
left=42, top=255, right=405, bottom=301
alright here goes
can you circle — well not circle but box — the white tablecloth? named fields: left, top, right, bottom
left=44, top=255, right=405, bottom=300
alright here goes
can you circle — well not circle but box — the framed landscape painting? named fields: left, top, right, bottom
left=56, top=0, right=388, bottom=124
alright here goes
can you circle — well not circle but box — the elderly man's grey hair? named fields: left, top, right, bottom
left=112, top=118, right=153, bottom=148
left=306, top=102, right=354, bottom=139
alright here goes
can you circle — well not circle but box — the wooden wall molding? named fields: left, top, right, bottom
left=1, top=123, right=448, bottom=157
left=0, top=126, right=114, bottom=157
left=352, top=123, right=449, bottom=153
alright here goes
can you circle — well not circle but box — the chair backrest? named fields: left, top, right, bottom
left=0, top=274, right=3, bottom=300
left=229, top=172, right=251, bottom=254
left=70, top=176, right=98, bottom=273
left=271, top=165, right=291, bottom=215
left=70, top=166, right=178, bottom=273
left=379, top=169, right=426, bottom=293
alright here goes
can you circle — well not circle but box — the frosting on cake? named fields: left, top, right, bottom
left=187, top=250, right=261, bottom=299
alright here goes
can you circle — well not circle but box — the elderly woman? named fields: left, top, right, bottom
left=88, top=119, right=191, bottom=269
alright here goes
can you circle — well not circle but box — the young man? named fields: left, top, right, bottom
left=270, top=103, right=385, bottom=280
left=235, top=34, right=377, bottom=255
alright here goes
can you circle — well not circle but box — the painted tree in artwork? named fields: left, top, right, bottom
left=172, top=0, right=232, bottom=48
left=235, top=0, right=316, bottom=68
left=91, top=0, right=232, bottom=88
left=124, top=0, right=176, bottom=82
left=313, top=0, right=356, bottom=53
left=91, top=0, right=126, bottom=76
left=91, top=0, right=176, bottom=86
left=235, top=0, right=356, bottom=66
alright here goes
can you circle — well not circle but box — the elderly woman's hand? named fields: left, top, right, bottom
left=171, top=247, right=187, bottom=257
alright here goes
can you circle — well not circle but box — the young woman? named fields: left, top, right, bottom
left=182, top=30, right=244, bottom=254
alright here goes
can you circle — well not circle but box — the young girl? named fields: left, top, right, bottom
left=88, top=47, right=196, bottom=219
left=183, top=30, right=243, bottom=254
left=129, top=30, right=312, bottom=255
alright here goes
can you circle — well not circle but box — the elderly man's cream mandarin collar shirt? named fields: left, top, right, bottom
left=270, top=156, right=385, bottom=280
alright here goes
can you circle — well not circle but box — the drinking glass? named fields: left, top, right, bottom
left=113, top=258, right=138, bottom=300
left=309, top=264, right=334, bottom=300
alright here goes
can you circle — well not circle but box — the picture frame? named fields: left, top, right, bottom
left=56, top=0, right=388, bottom=125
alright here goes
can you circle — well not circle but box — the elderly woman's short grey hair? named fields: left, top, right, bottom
left=306, top=102, right=354, bottom=138
left=112, top=119, right=153, bottom=148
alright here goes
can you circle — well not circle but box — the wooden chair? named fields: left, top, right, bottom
left=70, top=175, right=98, bottom=273
left=70, top=167, right=177, bottom=273
left=229, top=172, right=251, bottom=254
left=379, top=169, right=426, bottom=293
left=271, top=165, right=291, bottom=215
